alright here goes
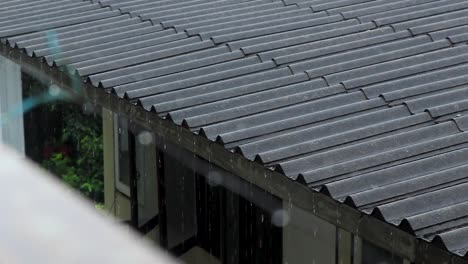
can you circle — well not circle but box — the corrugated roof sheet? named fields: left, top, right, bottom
left=2, top=0, right=468, bottom=258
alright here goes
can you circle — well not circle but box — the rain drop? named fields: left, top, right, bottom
left=48, top=84, right=61, bottom=97
left=82, top=102, right=94, bottom=115
left=207, top=170, right=222, bottom=187
left=138, top=131, right=153, bottom=145
left=271, top=209, right=290, bottom=227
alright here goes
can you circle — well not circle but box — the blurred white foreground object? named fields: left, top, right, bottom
left=0, top=144, right=177, bottom=264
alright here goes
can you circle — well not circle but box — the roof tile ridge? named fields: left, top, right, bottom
left=452, top=115, right=468, bottom=132
left=426, top=33, right=436, bottom=42
left=88, top=0, right=165, bottom=28
left=97, top=1, right=136, bottom=18
left=428, top=115, right=463, bottom=133
left=377, top=93, right=415, bottom=117
left=280, top=0, right=299, bottom=8
left=338, top=81, right=369, bottom=98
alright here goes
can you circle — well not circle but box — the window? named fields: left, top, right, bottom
left=114, top=115, right=159, bottom=234
left=114, top=115, right=131, bottom=195
left=160, top=150, right=197, bottom=252
left=158, top=142, right=282, bottom=263
left=134, top=129, right=158, bottom=228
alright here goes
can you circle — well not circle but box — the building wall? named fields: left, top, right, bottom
left=115, top=191, right=131, bottom=220
left=180, top=247, right=221, bottom=264
left=0, top=56, right=25, bottom=154
left=103, top=109, right=412, bottom=264
left=283, top=203, right=337, bottom=264
left=103, top=108, right=116, bottom=214
left=146, top=227, right=159, bottom=244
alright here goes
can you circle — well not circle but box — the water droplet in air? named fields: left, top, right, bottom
left=48, top=84, right=61, bottom=97
left=207, top=170, right=222, bottom=187
left=271, top=209, right=290, bottom=227
left=138, top=131, right=153, bottom=145
left=82, top=102, right=94, bottom=115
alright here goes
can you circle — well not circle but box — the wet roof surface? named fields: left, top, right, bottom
left=1, top=0, right=468, bottom=258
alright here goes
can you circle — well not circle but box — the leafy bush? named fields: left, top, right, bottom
left=41, top=103, right=104, bottom=203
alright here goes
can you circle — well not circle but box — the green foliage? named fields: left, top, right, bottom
left=42, top=103, right=104, bottom=203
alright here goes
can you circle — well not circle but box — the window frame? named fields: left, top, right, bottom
left=113, top=113, right=131, bottom=196
left=113, top=114, right=159, bottom=234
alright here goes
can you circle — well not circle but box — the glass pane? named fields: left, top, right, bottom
left=164, top=152, right=197, bottom=250
left=135, top=129, right=158, bottom=226
left=117, top=116, right=130, bottom=188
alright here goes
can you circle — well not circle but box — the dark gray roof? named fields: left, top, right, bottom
left=2, top=0, right=468, bottom=258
